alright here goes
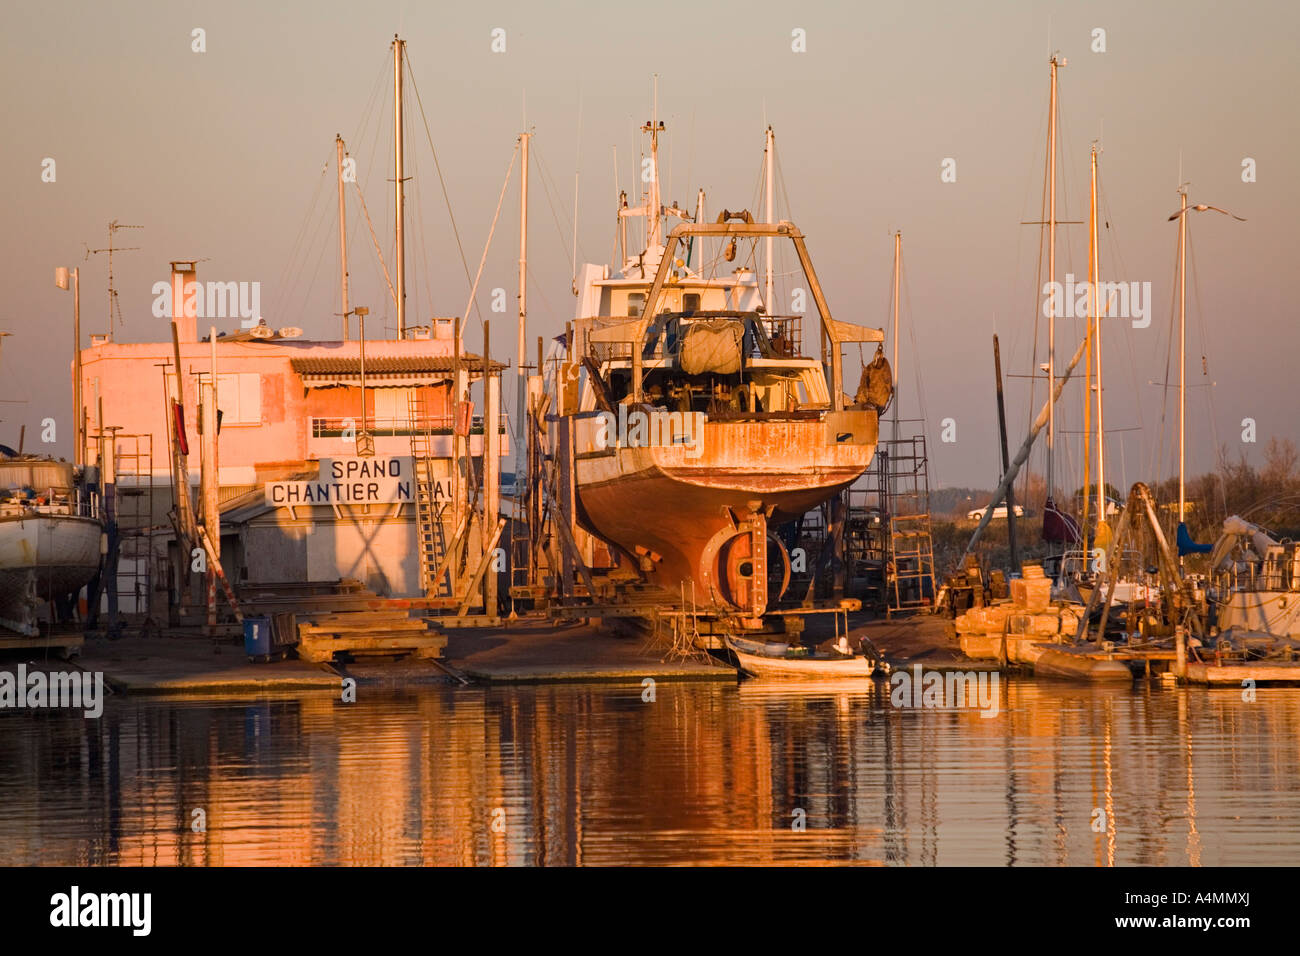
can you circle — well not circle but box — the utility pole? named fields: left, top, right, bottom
left=352, top=306, right=373, bottom=457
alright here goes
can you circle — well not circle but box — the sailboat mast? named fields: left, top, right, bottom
left=1093, top=146, right=1106, bottom=526
left=337, top=134, right=350, bottom=341
left=1178, top=187, right=1187, bottom=526
left=1046, top=54, right=1063, bottom=503
left=891, top=230, right=901, bottom=437
left=1083, top=145, right=1097, bottom=556
left=393, top=35, right=407, bottom=339
left=765, top=126, right=775, bottom=311
left=518, top=130, right=530, bottom=443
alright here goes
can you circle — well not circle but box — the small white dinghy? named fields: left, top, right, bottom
left=726, top=635, right=878, bottom=680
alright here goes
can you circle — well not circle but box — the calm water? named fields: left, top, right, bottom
left=1, top=680, right=1298, bottom=866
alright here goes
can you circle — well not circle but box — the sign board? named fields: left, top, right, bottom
left=265, top=456, right=453, bottom=506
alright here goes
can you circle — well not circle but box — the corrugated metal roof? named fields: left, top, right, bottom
left=290, top=355, right=505, bottom=376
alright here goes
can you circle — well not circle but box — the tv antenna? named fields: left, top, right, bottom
left=85, top=219, right=142, bottom=340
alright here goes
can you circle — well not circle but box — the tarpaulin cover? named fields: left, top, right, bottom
left=1042, top=497, right=1081, bottom=544
left=678, top=319, right=744, bottom=375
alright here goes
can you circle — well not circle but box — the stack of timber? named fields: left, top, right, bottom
left=955, top=564, right=1083, bottom=664
left=294, top=610, right=445, bottom=663
left=239, top=578, right=446, bottom=663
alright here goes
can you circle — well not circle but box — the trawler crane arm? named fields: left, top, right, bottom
left=641, top=221, right=882, bottom=410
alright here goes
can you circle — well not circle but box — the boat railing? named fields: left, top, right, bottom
left=578, top=311, right=805, bottom=365
left=0, top=487, right=95, bottom=520
left=309, top=415, right=508, bottom=438
left=1218, top=546, right=1300, bottom=594
left=1055, top=547, right=1145, bottom=581
left=758, top=315, right=802, bottom=357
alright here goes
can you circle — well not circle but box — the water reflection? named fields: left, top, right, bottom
left=1, top=680, right=1297, bottom=865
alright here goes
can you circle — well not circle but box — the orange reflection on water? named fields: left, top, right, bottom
left=1, top=680, right=1299, bottom=866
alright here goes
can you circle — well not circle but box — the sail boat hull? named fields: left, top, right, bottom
left=0, top=513, right=102, bottom=634
left=572, top=411, right=877, bottom=606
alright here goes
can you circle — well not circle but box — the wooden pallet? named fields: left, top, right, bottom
left=294, top=611, right=446, bottom=663
left=0, top=632, right=84, bottom=656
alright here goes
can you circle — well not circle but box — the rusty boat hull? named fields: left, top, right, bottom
left=571, top=409, right=877, bottom=613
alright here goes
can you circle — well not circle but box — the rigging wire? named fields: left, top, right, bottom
left=1187, top=228, right=1228, bottom=516
left=404, top=52, right=484, bottom=326
left=1154, top=221, right=1182, bottom=497
left=268, top=152, right=331, bottom=323
left=352, top=178, right=398, bottom=310
left=533, top=141, right=590, bottom=268
left=459, top=145, right=521, bottom=339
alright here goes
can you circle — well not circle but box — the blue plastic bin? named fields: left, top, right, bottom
left=243, top=616, right=273, bottom=657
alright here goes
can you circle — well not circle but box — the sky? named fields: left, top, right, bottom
left=2, top=0, right=1296, bottom=490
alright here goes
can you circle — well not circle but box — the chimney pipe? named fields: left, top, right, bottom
left=170, top=260, right=199, bottom=343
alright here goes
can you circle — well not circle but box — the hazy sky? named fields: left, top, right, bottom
left=3, top=0, right=1296, bottom=490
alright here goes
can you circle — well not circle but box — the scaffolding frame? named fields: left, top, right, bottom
left=847, top=424, right=937, bottom=613
left=106, top=432, right=155, bottom=618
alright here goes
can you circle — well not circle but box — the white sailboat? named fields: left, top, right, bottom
left=0, top=456, right=102, bottom=635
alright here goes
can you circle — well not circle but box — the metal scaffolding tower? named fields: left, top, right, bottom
left=846, top=426, right=937, bottom=613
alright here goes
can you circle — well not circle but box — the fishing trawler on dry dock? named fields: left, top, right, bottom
left=551, top=120, right=888, bottom=625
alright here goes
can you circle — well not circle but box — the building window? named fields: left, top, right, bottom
left=373, top=387, right=413, bottom=428
left=626, top=293, right=645, bottom=317
left=217, top=373, right=261, bottom=425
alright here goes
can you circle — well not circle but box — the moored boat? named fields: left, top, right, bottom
left=0, top=456, right=102, bottom=635
left=726, top=635, right=877, bottom=680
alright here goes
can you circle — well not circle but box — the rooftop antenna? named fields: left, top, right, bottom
left=85, top=220, right=142, bottom=342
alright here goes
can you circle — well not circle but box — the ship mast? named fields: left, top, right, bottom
left=1045, top=53, right=1064, bottom=507
left=694, top=188, right=706, bottom=270
left=1082, top=145, right=1097, bottom=557
left=518, top=130, right=530, bottom=451
left=393, top=35, right=407, bottom=339
left=642, top=119, right=663, bottom=253
left=1091, top=144, right=1107, bottom=543
left=764, top=126, right=775, bottom=311
left=1166, top=189, right=1243, bottom=555
left=891, top=230, right=901, bottom=439
left=646, top=75, right=663, bottom=255
left=1177, top=186, right=1187, bottom=530
left=337, top=134, right=350, bottom=340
